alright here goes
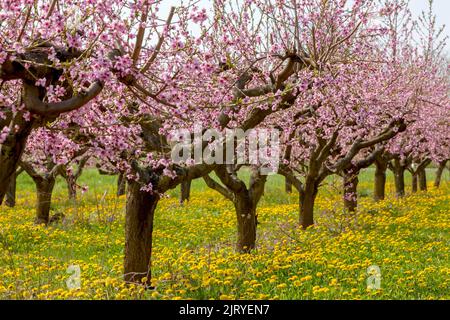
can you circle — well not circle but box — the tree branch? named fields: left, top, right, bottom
left=140, top=7, right=176, bottom=74
left=22, top=81, right=103, bottom=116
left=203, top=174, right=233, bottom=200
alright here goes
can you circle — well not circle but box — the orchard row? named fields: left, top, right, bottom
left=0, top=0, right=448, bottom=286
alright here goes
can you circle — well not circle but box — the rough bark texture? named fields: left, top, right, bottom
left=300, top=177, right=318, bottom=229
left=234, top=191, right=257, bottom=253
left=58, top=156, right=89, bottom=200
left=206, top=166, right=266, bottom=253
left=0, top=115, right=35, bottom=204
left=394, top=168, right=405, bottom=197
left=66, top=175, right=77, bottom=200
left=117, top=173, right=126, bottom=196
left=179, top=179, right=191, bottom=204
left=418, top=168, right=427, bottom=191
left=343, top=169, right=359, bottom=212
left=34, top=177, right=56, bottom=225
left=434, top=161, right=447, bottom=188
left=5, top=175, right=17, bottom=207
left=412, top=173, right=418, bottom=193
left=124, top=180, right=158, bottom=286
left=374, top=159, right=387, bottom=201
left=285, top=177, right=292, bottom=194
left=392, top=159, right=406, bottom=197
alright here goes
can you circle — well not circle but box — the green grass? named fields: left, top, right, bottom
left=15, top=166, right=448, bottom=204
left=0, top=166, right=448, bottom=300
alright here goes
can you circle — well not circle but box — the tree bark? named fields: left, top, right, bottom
left=434, top=161, right=447, bottom=188
left=35, top=177, right=56, bottom=225
left=211, top=165, right=266, bottom=253
left=285, top=177, right=292, bottom=194
left=300, top=177, right=318, bottom=229
left=392, top=162, right=406, bottom=197
left=343, top=169, right=359, bottom=212
left=5, top=175, right=17, bottom=207
left=66, top=175, right=77, bottom=200
left=117, top=173, right=126, bottom=196
left=394, top=168, right=405, bottom=197
left=179, top=179, right=191, bottom=204
left=418, top=168, right=427, bottom=191
left=0, top=116, right=35, bottom=204
left=374, top=160, right=387, bottom=201
left=234, top=190, right=257, bottom=253
left=124, top=180, right=158, bottom=286
left=411, top=173, right=418, bottom=193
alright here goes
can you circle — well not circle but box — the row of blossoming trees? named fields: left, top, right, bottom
left=1, top=0, right=449, bottom=285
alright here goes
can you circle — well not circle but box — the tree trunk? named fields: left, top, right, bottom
left=117, top=173, right=126, bottom=196
left=285, top=177, right=292, bottom=194
left=300, top=177, right=318, bottom=229
left=393, top=167, right=405, bottom=197
left=343, top=170, right=359, bottom=212
left=374, top=160, right=387, bottom=201
left=124, top=181, right=158, bottom=286
left=0, top=116, right=35, bottom=204
left=5, top=175, right=17, bottom=207
left=179, top=179, right=191, bottom=204
left=411, top=173, right=418, bottom=193
left=35, top=178, right=56, bottom=225
left=66, top=175, right=77, bottom=200
left=234, top=191, right=257, bottom=253
left=418, top=168, right=427, bottom=191
left=434, top=161, right=447, bottom=188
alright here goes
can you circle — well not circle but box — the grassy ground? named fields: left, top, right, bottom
left=0, top=168, right=449, bottom=300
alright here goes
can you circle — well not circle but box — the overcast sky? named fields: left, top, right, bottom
left=409, top=0, right=449, bottom=40
left=161, top=0, right=449, bottom=48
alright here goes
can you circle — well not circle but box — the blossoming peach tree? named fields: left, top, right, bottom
left=1, top=0, right=449, bottom=288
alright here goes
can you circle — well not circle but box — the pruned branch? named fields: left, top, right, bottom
left=331, top=119, right=406, bottom=173
left=248, top=166, right=267, bottom=205
left=22, top=81, right=103, bottom=116
left=214, top=165, right=246, bottom=193
left=19, top=160, right=41, bottom=180
left=203, top=174, right=233, bottom=200
left=355, top=147, right=384, bottom=170
left=278, top=164, right=303, bottom=192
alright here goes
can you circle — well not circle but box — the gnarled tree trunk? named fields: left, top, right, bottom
left=35, top=177, right=56, bottom=225
left=234, top=191, right=257, bottom=253
left=374, top=159, right=387, bottom=201
left=285, top=177, right=292, bottom=194
left=66, top=175, right=77, bottom=200
left=300, top=177, right=318, bottom=229
left=418, top=168, right=427, bottom=191
left=434, top=160, right=447, bottom=188
left=411, top=173, right=418, bottom=193
left=124, top=180, right=158, bottom=286
left=0, top=116, right=35, bottom=204
left=5, top=175, right=17, bottom=207
left=179, top=179, right=191, bottom=204
left=394, top=168, right=405, bottom=197
left=343, top=169, right=359, bottom=212
left=208, top=165, right=266, bottom=253
left=59, top=156, right=89, bottom=201
left=392, top=159, right=406, bottom=198
left=117, top=173, right=126, bottom=196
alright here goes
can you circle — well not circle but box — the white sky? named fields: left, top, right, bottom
left=160, top=0, right=449, bottom=50
left=409, top=0, right=450, bottom=40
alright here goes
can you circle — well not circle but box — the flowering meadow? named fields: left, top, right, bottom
left=1, top=0, right=449, bottom=305
left=1, top=169, right=448, bottom=300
